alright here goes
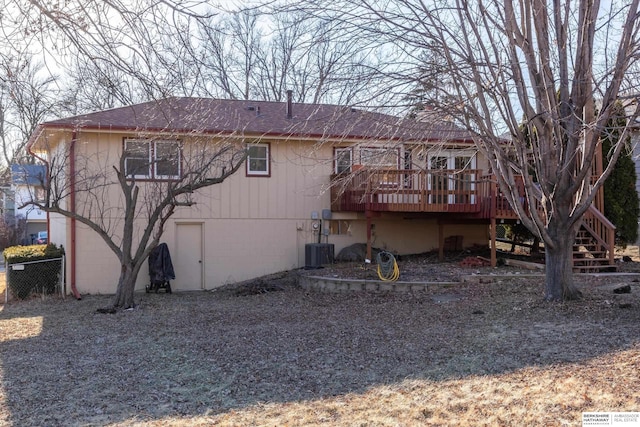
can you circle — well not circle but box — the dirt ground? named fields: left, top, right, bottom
left=0, top=249, right=638, bottom=426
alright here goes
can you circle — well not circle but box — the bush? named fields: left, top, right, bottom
left=4, top=244, right=65, bottom=299
left=602, top=101, right=639, bottom=247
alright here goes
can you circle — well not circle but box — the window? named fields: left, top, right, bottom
left=334, top=148, right=352, bottom=174
left=360, top=147, right=400, bottom=185
left=125, top=139, right=151, bottom=178
left=427, top=151, right=477, bottom=204
left=154, top=141, right=181, bottom=179
left=328, top=220, right=351, bottom=235
left=360, top=147, right=399, bottom=168
left=247, top=143, right=270, bottom=176
left=403, top=149, right=413, bottom=188
left=124, top=138, right=181, bottom=180
left=34, top=187, right=46, bottom=203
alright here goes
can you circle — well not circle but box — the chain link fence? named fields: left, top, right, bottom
left=4, top=257, right=65, bottom=302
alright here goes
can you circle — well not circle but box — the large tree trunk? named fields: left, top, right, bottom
left=112, top=264, right=138, bottom=309
left=544, top=232, right=582, bottom=301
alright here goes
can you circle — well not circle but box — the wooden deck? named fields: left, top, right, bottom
left=331, top=168, right=616, bottom=270
left=330, top=169, right=519, bottom=219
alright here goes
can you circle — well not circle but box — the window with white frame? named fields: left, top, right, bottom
left=427, top=150, right=477, bottom=204
left=246, top=143, right=270, bottom=176
left=34, top=187, right=46, bottom=203
left=124, top=138, right=181, bottom=180
left=154, top=141, right=181, bottom=179
left=334, top=148, right=352, bottom=174
left=360, top=147, right=399, bottom=168
left=360, top=147, right=400, bottom=185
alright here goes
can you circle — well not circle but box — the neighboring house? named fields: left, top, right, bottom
left=0, top=186, right=14, bottom=218
left=10, top=164, right=47, bottom=244
left=25, top=97, right=614, bottom=295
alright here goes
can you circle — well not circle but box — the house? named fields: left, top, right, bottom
left=26, top=96, right=615, bottom=295
left=9, top=164, right=47, bottom=244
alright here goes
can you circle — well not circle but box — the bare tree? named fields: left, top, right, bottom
left=60, top=58, right=141, bottom=115
left=181, top=9, right=386, bottom=105
left=30, top=134, right=246, bottom=309
left=293, top=0, right=640, bottom=301
left=0, top=53, right=59, bottom=176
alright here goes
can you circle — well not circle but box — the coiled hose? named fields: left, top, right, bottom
left=376, top=251, right=400, bottom=282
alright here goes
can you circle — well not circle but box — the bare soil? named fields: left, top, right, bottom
left=0, top=249, right=638, bottom=426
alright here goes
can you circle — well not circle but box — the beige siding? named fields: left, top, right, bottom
left=40, top=129, right=493, bottom=295
left=331, top=217, right=488, bottom=256
left=173, top=140, right=331, bottom=221
left=55, top=131, right=338, bottom=293
left=74, top=223, right=122, bottom=294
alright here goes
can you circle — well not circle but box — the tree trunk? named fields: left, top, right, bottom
left=544, top=235, right=582, bottom=301
left=112, top=264, right=137, bottom=309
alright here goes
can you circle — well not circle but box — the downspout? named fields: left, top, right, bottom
left=27, top=129, right=81, bottom=300
left=68, top=131, right=81, bottom=299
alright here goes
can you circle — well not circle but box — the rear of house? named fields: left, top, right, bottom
left=28, top=97, right=493, bottom=295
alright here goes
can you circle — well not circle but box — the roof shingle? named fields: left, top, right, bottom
left=40, top=97, right=473, bottom=143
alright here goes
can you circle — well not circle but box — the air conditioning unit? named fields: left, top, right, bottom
left=305, top=243, right=334, bottom=269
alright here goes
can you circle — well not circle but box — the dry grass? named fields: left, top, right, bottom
left=0, top=256, right=638, bottom=426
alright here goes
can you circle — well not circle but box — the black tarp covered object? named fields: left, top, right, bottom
left=146, top=243, right=175, bottom=293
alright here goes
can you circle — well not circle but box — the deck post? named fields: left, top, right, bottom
left=490, top=217, right=497, bottom=267
left=438, top=222, right=444, bottom=261
left=366, top=210, right=372, bottom=261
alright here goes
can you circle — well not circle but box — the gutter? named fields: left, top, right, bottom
left=34, top=122, right=478, bottom=146
left=26, top=127, right=82, bottom=300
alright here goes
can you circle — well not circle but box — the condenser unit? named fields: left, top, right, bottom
left=305, top=243, right=334, bottom=269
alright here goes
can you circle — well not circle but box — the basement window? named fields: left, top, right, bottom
left=328, top=220, right=351, bottom=235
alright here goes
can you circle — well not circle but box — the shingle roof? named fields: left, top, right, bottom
left=11, top=164, right=46, bottom=186
left=38, top=97, right=474, bottom=143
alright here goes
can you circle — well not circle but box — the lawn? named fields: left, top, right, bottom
left=0, top=266, right=638, bottom=426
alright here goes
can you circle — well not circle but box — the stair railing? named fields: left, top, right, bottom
left=580, top=204, right=616, bottom=266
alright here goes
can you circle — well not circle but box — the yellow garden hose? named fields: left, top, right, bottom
left=376, top=251, right=400, bottom=281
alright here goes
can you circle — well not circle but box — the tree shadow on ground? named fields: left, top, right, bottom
left=0, top=275, right=638, bottom=426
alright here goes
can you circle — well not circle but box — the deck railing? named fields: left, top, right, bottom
left=331, top=169, right=485, bottom=213
left=478, top=175, right=527, bottom=220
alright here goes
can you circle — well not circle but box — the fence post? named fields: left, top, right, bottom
left=61, top=255, right=66, bottom=299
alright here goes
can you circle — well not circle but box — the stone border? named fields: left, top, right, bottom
left=298, top=275, right=459, bottom=292
left=299, top=272, right=640, bottom=293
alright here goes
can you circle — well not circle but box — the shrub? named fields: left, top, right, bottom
left=602, top=101, right=639, bottom=247
left=4, top=244, right=65, bottom=299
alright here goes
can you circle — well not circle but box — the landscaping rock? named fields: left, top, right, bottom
left=613, top=284, right=632, bottom=294
left=336, top=243, right=381, bottom=262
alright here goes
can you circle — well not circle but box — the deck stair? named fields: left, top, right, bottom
left=572, top=207, right=616, bottom=273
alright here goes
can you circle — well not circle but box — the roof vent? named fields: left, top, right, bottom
left=246, top=106, right=256, bottom=111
